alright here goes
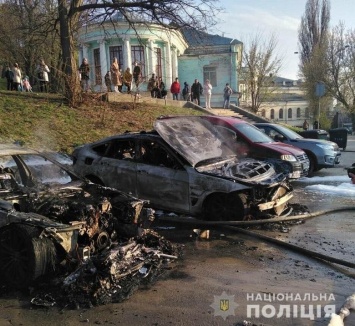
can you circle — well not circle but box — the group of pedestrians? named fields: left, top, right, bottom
left=103, top=58, right=141, bottom=94
left=2, top=59, right=50, bottom=92
left=147, top=73, right=168, bottom=99
left=165, top=78, right=233, bottom=109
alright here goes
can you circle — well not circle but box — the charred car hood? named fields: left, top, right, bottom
left=154, top=116, right=236, bottom=167
left=154, top=117, right=290, bottom=185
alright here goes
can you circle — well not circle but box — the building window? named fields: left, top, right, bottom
left=131, top=46, right=145, bottom=76
left=288, top=108, right=292, bottom=119
left=155, top=47, right=162, bottom=78
left=93, top=48, right=101, bottom=86
left=261, top=109, right=266, bottom=117
left=109, top=46, right=123, bottom=71
left=297, top=107, right=301, bottom=118
left=279, top=108, right=283, bottom=119
left=305, top=107, right=309, bottom=117
left=270, top=109, right=275, bottom=120
left=203, top=66, right=217, bottom=86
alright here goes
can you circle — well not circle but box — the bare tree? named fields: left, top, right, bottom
left=238, top=33, right=282, bottom=113
left=326, top=23, right=355, bottom=114
left=0, top=0, right=62, bottom=90
left=55, top=0, right=221, bottom=106
left=298, top=0, right=330, bottom=121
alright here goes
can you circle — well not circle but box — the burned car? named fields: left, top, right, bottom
left=72, top=116, right=294, bottom=221
left=0, top=144, right=178, bottom=293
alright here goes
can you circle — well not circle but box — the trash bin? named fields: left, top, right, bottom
left=298, top=129, right=329, bottom=140
left=329, top=127, right=348, bottom=150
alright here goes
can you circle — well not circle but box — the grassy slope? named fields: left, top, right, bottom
left=0, top=91, right=203, bottom=154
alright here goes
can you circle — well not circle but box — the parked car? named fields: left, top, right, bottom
left=254, top=123, right=341, bottom=174
left=0, top=144, right=154, bottom=288
left=201, top=116, right=310, bottom=179
left=72, top=116, right=294, bottom=222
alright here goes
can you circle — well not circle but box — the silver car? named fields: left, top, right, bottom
left=72, top=116, right=294, bottom=221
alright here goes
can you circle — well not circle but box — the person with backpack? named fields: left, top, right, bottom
left=182, top=82, right=191, bottom=101
left=223, top=83, right=233, bottom=108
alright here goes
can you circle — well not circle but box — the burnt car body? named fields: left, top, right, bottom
left=72, top=116, right=294, bottom=221
left=0, top=144, right=156, bottom=288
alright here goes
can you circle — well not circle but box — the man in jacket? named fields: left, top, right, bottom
left=191, top=79, right=203, bottom=105
left=170, top=77, right=180, bottom=100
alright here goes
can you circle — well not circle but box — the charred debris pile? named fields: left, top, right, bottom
left=0, top=181, right=182, bottom=309
left=30, top=230, right=181, bottom=309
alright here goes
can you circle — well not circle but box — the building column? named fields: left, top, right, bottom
left=148, top=39, right=155, bottom=75
left=164, top=41, right=172, bottom=85
left=99, top=40, right=107, bottom=89
left=123, top=37, right=131, bottom=71
left=171, top=47, right=178, bottom=79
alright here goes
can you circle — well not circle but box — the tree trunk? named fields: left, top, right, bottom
left=58, top=0, right=82, bottom=107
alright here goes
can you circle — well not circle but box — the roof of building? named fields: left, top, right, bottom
left=182, top=28, right=242, bottom=47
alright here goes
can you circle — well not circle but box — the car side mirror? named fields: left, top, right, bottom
left=274, top=134, right=284, bottom=142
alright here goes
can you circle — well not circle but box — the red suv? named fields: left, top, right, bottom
left=202, top=116, right=310, bottom=179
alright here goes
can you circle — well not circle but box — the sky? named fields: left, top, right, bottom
left=215, top=0, right=355, bottom=80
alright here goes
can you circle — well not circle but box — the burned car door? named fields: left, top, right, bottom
left=135, top=139, right=189, bottom=212
left=87, top=139, right=138, bottom=196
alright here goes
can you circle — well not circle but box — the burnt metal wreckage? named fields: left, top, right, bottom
left=0, top=145, right=180, bottom=308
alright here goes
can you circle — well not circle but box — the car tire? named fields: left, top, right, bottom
left=0, top=224, right=57, bottom=288
left=203, top=192, right=248, bottom=221
left=306, top=154, right=317, bottom=177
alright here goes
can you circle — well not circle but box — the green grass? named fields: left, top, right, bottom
left=0, top=91, right=202, bottom=153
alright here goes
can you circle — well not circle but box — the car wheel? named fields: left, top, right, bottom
left=306, top=154, right=317, bottom=177
left=203, top=193, right=248, bottom=221
left=0, top=224, right=57, bottom=288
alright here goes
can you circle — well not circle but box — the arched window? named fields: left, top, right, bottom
left=305, top=107, right=309, bottom=118
left=270, top=109, right=275, bottom=120
left=288, top=108, right=292, bottom=119
left=261, top=109, right=266, bottom=117
left=297, top=107, right=301, bottom=118
left=279, top=108, right=283, bottom=119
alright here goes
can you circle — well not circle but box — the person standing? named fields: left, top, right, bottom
left=123, top=67, right=132, bottom=93
left=191, top=79, right=203, bottom=105
left=182, top=82, right=191, bottom=101
left=223, top=83, right=233, bottom=109
left=79, top=58, right=90, bottom=92
left=110, top=58, right=122, bottom=92
left=156, top=77, right=166, bottom=98
left=170, top=77, right=180, bottom=100
left=303, top=119, right=309, bottom=130
left=132, top=61, right=141, bottom=92
left=36, top=59, right=50, bottom=92
left=104, top=71, right=112, bottom=92
left=4, top=65, right=13, bottom=91
left=12, top=63, right=22, bottom=91
left=203, top=79, right=213, bottom=109
left=147, top=73, right=157, bottom=97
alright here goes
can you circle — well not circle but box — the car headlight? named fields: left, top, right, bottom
left=316, top=144, right=334, bottom=150
left=281, top=154, right=297, bottom=162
